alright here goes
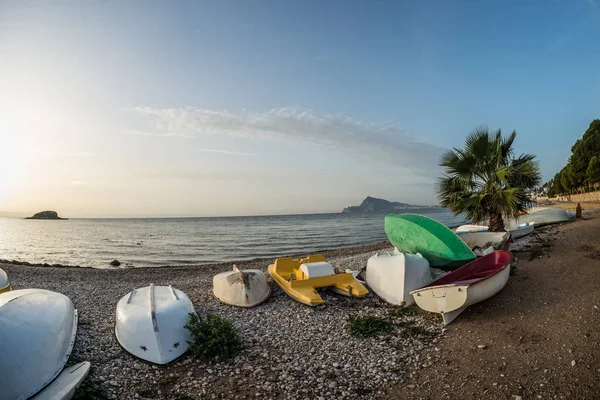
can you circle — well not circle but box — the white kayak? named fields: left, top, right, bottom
left=33, top=361, right=91, bottom=400
left=0, top=289, right=79, bottom=400
left=213, top=265, right=271, bottom=307
left=457, top=231, right=510, bottom=257
left=115, top=284, right=195, bottom=365
left=365, top=249, right=432, bottom=306
left=0, top=267, right=10, bottom=293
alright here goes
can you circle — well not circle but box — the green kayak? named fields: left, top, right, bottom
left=384, top=214, right=476, bottom=269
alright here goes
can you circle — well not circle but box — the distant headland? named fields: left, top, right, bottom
left=342, top=196, right=435, bottom=213
left=25, top=211, right=68, bottom=220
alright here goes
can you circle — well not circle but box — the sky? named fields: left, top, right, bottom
left=1, top=0, right=599, bottom=217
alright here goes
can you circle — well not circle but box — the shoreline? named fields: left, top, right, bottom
left=2, top=206, right=599, bottom=399
left=0, top=240, right=392, bottom=271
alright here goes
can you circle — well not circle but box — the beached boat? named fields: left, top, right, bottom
left=509, top=208, right=572, bottom=227
left=268, top=254, right=368, bottom=306
left=33, top=361, right=91, bottom=400
left=115, top=284, right=195, bottom=365
left=456, top=222, right=535, bottom=240
left=457, top=231, right=511, bottom=256
left=0, top=267, right=11, bottom=293
left=455, top=224, right=488, bottom=233
left=213, top=265, right=270, bottom=307
left=509, top=222, right=535, bottom=239
left=365, top=250, right=431, bottom=306
left=410, top=251, right=512, bottom=325
left=0, top=288, right=83, bottom=400
left=385, top=214, right=476, bottom=269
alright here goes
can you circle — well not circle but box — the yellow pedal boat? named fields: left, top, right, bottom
left=268, top=254, right=368, bottom=306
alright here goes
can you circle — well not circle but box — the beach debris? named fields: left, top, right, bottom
left=110, top=260, right=121, bottom=267
left=477, top=344, right=487, bottom=349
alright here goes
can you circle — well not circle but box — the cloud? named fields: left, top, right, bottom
left=68, top=152, right=93, bottom=158
left=128, top=106, right=445, bottom=177
left=195, top=148, right=258, bottom=156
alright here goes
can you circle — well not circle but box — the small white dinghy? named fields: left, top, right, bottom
left=115, top=284, right=195, bottom=365
left=0, top=289, right=85, bottom=400
left=365, top=249, right=432, bottom=306
left=457, top=231, right=510, bottom=257
left=410, top=251, right=511, bottom=325
left=456, top=223, right=534, bottom=240
left=509, top=222, right=535, bottom=239
left=0, top=267, right=11, bottom=293
left=213, top=265, right=270, bottom=307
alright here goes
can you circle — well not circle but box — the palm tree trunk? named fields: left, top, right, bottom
left=489, top=212, right=505, bottom=232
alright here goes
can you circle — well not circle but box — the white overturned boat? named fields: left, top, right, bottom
left=410, top=251, right=511, bottom=325
left=509, top=222, right=535, bottom=239
left=456, top=231, right=510, bottom=256
left=0, top=267, right=10, bottom=293
left=456, top=222, right=535, bottom=241
left=213, top=265, right=270, bottom=307
left=365, top=249, right=431, bottom=307
left=509, top=208, right=572, bottom=227
left=33, top=361, right=91, bottom=400
left=116, top=284, right=195, bottom=364
left=0, top=289, right=88, bottom=400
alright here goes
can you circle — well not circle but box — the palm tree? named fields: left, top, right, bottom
left=437, top=127, right=542, bottom=232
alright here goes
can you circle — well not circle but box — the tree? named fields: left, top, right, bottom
left=586, top=155, right=600, bottom=187
left=437, top=127, right=542, bottom=232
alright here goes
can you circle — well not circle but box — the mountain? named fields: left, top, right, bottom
left=342, top=196, right=430, bottom=213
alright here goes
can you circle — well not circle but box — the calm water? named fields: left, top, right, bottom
left=0, top=209, right=465, bottom=269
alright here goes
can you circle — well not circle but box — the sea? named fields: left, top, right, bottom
left=0, top=209, right=465, bottom=269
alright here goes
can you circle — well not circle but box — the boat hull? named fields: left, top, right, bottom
left=509, top=208, right=571, bottom=227
left=410, top=251, right=511, bottom=325
left=213, top=267, right=271, bottom=307
left=509, top=223, right=534, bottom=239
left=268, top=255, right=368, bottom=306
left=457, top=231, right=510, bottom=256
left=33, top=361, right=91, bottom=400
left=115, top=285, right=195, bottom=365
left=365, top=250, right=431, bottom=306
left=0, top=268, right=11, bottom=293
left=385, top=214, right=476, bottom=269
left=0, top=289, right=78, bottom=400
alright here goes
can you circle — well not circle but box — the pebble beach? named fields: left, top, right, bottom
left=2, top=208, right=599, bottom=400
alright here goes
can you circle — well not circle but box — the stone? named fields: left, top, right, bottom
left=328, top=381, right=337, bottom=389
left=571, top=360, right=576, bottom=366
left=110, top=260, right=121, bottom=267
left=133, top=363, right=142, bottom=370
left=477, top=344, right=487, bottom=349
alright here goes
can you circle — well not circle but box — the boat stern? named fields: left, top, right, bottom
left=411, top=284, right=468, bottom=315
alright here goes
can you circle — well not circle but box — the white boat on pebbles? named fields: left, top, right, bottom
left=456, top=231, right=511, bottom=256
left=0, top=267, right=10, bottom=293
left=410, top=251, right=512, bottom=325
left=455, top=223, right=535, bottom=240
left=213, top=265, right=271, bottom=307
left=0, top=288, right=88, bottom=400
left=365, top=249, right=432, bottom=307
left=115, top=284, right=195, bottom=365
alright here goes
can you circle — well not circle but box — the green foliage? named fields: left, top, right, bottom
left=437, top=127, right=541, bottom=231
left=586, top=156, right=600, bottom=186
left=185, top=313, right=242, bottom=360
left=550, top=120, right=600, bottom=195
left=347, top=315, right=395, bottom=338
